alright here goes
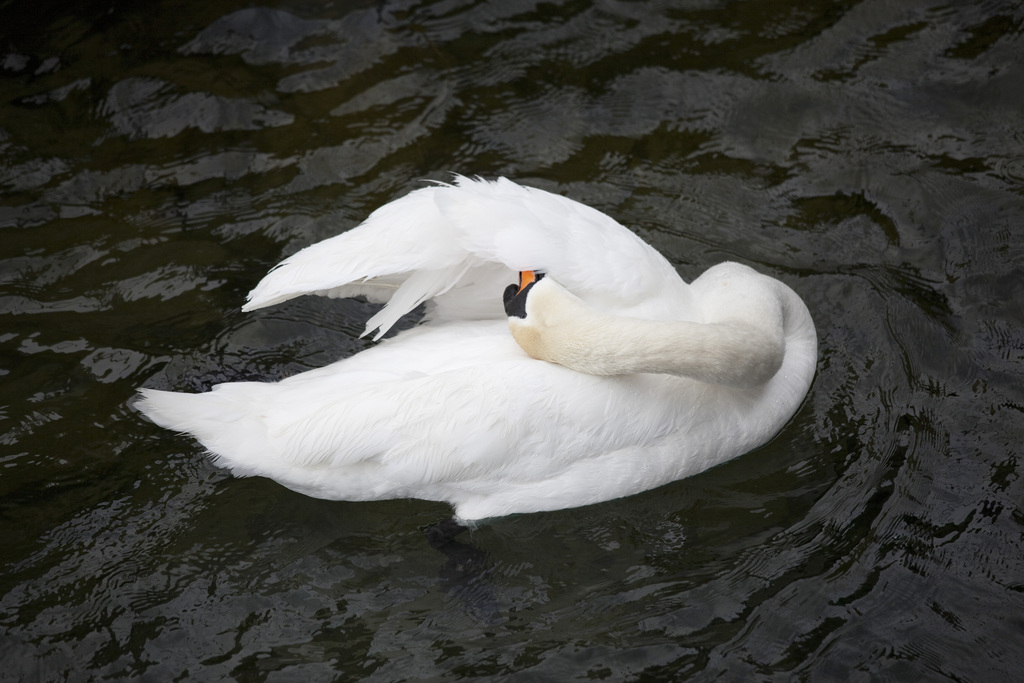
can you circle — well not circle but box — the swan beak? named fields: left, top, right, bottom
left=519, top=270, right=538, bottom=288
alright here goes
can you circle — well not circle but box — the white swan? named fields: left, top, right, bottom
left=137, top=176, right=816, bottom=522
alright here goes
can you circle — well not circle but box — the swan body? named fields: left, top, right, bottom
left=137, top=177, right=816, bottom=522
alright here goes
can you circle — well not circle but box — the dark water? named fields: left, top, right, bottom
left=2, top=0, right=1024, bottom=679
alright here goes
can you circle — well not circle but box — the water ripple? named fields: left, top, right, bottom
left=2, top=0, right=1024, bottom=679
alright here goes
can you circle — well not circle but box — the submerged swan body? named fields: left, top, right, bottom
left=137, top=177, right=816, bottom=522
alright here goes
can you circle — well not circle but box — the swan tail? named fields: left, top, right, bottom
left=135, top=387, right=270, bottom=474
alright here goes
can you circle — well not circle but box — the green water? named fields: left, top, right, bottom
left=2, top=0, right=1024, bottom=679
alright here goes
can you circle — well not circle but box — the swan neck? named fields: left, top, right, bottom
left=579, top=317, right=783, bottom=387
left=509, top=278, right=788, bottom=388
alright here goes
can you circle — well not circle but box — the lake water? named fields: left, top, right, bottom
left=2, top=0, right=1023, bottom=679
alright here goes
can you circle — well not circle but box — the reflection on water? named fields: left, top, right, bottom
left=2, top=0, right=1024, bottom=679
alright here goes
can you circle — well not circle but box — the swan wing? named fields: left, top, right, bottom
left=242, top=177, right=693, bottom=339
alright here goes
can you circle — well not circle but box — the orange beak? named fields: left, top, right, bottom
left=519, top=270, right=538, bottom=288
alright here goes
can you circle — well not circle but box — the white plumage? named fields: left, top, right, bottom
left=137, top=176, right=816, bottom=522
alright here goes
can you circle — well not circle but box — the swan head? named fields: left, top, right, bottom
left=502, top=270, right=545, bottom=320
left=503, top=270, right=567, bottom=365
left=503, top=271, right=614, bottom=374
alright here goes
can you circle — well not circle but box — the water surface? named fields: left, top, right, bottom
left=2, top=0, right=1024, bottom=679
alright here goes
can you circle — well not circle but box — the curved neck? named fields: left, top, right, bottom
left=508, top=277, right=789, bottom=389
